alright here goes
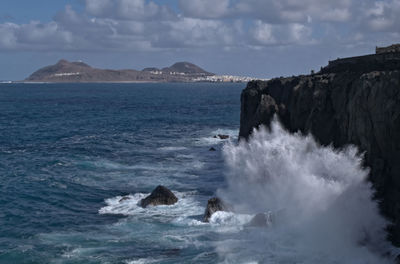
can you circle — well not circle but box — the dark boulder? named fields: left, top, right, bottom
left=213, top=134, right=230, bottom=140
left=140, top=186, right=178, bottom=208
left=203, top=197, right=231, bottom=222
left=209, top=147, right=216, bottom=151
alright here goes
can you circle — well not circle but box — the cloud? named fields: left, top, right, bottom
left=0, top=21, right=73, bottom=50
left=0, top=0, right=399, bottom=54
left=178, top=0, right=230, bottom=19
left=85, top=0, right=111, bottom=16
left=0, top=4, right=241, bottom=52
left=0, top=23, right=18, bottom=49
left=363, top=0, right=400, bottom=32
left=177, top=0, right=353, bottom=23
left=84, top=0, right=175, bottom=21
left=156, top=17, right=237, bottom=48
left=251, top=21, right=313, bottom=46
left=252, top=22, right=275, bottom=45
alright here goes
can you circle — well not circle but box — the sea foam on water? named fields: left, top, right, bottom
left=218, top=118, right=397, bottom=263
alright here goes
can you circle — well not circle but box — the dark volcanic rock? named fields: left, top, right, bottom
left=239, top=51, right=400, bottom=245
left=140, top=186, right=178, bottom=208
left=203, top=197, right=230, bottom=222
left=213, top=134, right=230, bottom=140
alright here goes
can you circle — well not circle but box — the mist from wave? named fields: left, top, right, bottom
left=218, top=118, right=397, bottom=263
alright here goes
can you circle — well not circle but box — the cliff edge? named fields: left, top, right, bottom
left=240, top=48, right=400, bottom=245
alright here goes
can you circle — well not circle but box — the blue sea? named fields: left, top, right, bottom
left=0, top=82, right=396, bottom=264
left=0, top=83, right=243, bottom=264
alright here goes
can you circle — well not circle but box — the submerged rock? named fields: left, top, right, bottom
left=203, top=197, right=231, bottom=222
left=140, top=186, right=178, bottom=208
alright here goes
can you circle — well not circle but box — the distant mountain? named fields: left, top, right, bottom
left=142, top=62, right=212, bottom=75
left=162, top=62, right=212, bottom=75
left=24, top=60, right=214, bottom=83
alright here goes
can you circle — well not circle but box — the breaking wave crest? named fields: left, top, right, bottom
left=218, top=118, right=397, bottom=263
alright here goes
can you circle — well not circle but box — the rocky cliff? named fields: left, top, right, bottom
left=240, top=52, right=400, bottom=245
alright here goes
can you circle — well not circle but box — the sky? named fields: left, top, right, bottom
left=0, top=0, right=399, bottom=80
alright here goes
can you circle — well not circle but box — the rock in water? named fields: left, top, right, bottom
left=203, top=197, right=230, bottom=222
left=140, top=186, right=178, bottom=208
left=213, top=134, right=230, bottom=139
left=209, top=147, right=216, bottom=151
left=219, top=135, right=229, bottom=139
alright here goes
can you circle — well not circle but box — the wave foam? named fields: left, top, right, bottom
left=158, top=146, right=188, bottom=151
left=126, top=258, right=159, bottom=264
left=209, top=211, right=252, bottom=226
left=99, top=191, right=204, bottom=222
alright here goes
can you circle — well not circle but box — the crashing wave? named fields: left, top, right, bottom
left=217, top=117, right=397, bottom=263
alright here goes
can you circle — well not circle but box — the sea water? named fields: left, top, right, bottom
left=0, top=83, right=396, bottom=263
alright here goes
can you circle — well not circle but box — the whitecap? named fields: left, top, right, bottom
left=158, top=146, right=188, bottom=151
left=76, top=159, right=138, bottom=170
left=99, top=191, right=204, bottom=222
left=98, top=193, right=148, bottom=215
left=209, top=211, right=253, bottom=226
left=126, top=258, right=159, bottom=264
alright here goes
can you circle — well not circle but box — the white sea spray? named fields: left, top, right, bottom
left=218, top=118, right=397, bottom=263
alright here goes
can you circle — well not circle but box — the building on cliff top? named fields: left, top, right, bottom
left=376, top=44, right=400, bottom=54
left=319, top=43, right=400, bottom=74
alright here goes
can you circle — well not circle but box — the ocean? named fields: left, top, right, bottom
left=0, top=83, right=396, bottom=264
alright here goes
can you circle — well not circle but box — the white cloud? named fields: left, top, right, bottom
left=252, top=21, right=313, bottom=46
left=232, top=0, right=353, bottom=23
left=84, top=0, right=175, bottom=20
left=153, top=17, right=237, bottom=48
left=0, top=0, right=399, bottom=54
left=85, top=0, right=112, bottom=16
left=252, top=21, right=276, bottom=45
left=0, top=23, right=18, bottom=49
left=363, top=0, right=400, bottom=32
left=178, top=0, right=230, bottom=19
left=0, top=21, right=73, bottom=50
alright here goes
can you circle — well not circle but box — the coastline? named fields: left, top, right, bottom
left=7, top=80, right=252, bottom=84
